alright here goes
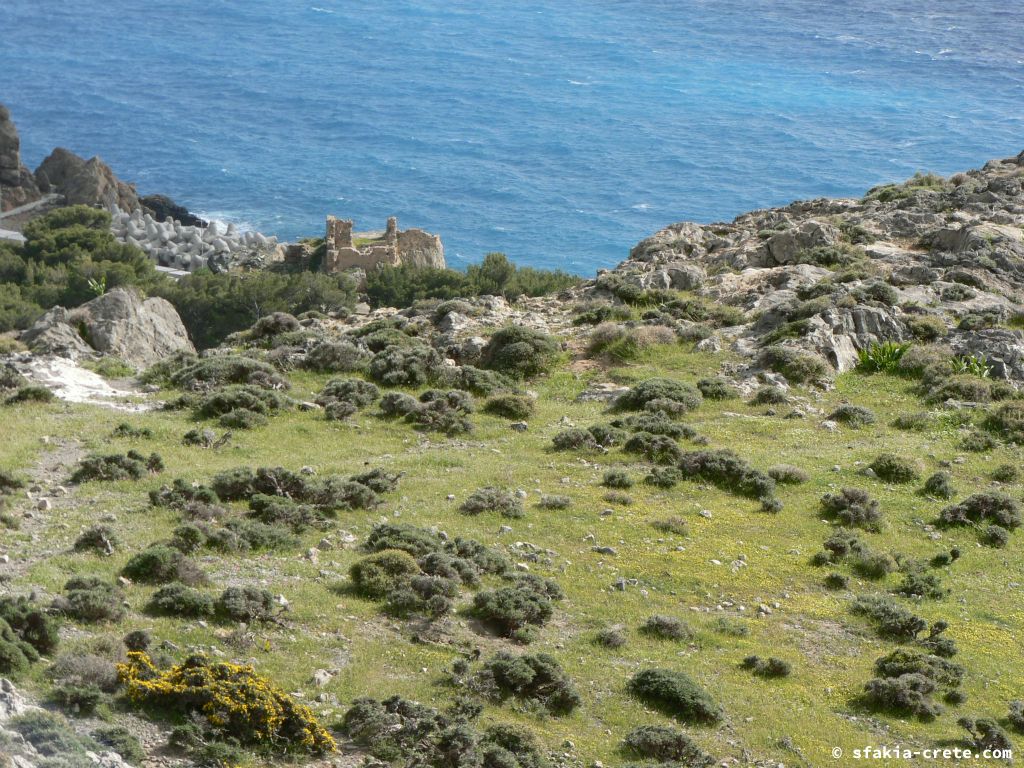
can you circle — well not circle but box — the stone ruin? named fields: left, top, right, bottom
left=321, top=215, right=445, bottom=273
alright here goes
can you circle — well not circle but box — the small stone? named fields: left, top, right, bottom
left=37, top=498, right=51, bottom=511
left=510, top=421, right=529, bottom=432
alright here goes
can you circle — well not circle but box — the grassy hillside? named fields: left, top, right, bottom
left=2, top=334, right=1022, bottom=766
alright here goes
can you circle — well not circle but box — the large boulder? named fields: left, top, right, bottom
left=35, top=147, right=139, bottom=211
left=21, top=287, right=194, bottom=367
left=765, top=220, right=841, bottom=265
left=0, top=104, right=42, bottom=211
left=802, top=305, right=908, bottom=372
left=140, top=193, right=207, bottom=227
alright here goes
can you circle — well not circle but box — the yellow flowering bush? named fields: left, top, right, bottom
left=116, top=651, right=335, bottom=755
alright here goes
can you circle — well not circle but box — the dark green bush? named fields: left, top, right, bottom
left=922, top=471, right=955, bottom=499
left=940, top=492, right=1020, bottom=529
left=537, top=494, right=571, bottom=510
left=122, top=545, right=204, bottom=585
left=0, top=596, right=59, bottom=656
left=350, top=550, right=421, bottom=599
left=473, top=580, right=558, bottom=636
left=551, top=427, right=598, bottom=452
left=616, top=378, right=702, bottom=413
left=640, top=615, right=693, bottom=641
left=71, top=451, right=162, bottom=482
left=740, top=656, right=792, bottom=678
left=892, top=412, right=933, bottom=431
left=216, top=586, right=277, bottom=622
left=368, top=344, right=445, bottom=387
left=829, top=404, right=876, bottom=427
left=768, top=464, right=809, bottom=484
left=750, top=385, right=788, bottom=405
left=958, top=717, right=1014, bottom=753
left=315, top=377, right=380, bottom=409
left=645, top=466, right=682, bottom=488
left=168, top=355, right=289, bottom=390
left=196, top=384, right=289, bottom=418
left=622, top=725, right=712, bottom=765
left=851, top=595, right=927, bottom=641
left=624, top=432, right=684, bottom=465
left=460, top=487, right=524, bottom=518
left=147, top=583, right=215, bottom=617
left=869, top=453, right=920, bottom=484
left=5, top=385, right=56, bottom=405
left=696, top=377, right=738, bottom=400
left=981, top=524, right=1010, bottom=548
left=960, top=430, right=997, bottom=452
left=483, top=394, right=535, bottom=420
left=73, top=524, right=119, bottom=555
left=602, top=469, right=634, bottom=489
left=218, top=408, right=268, bottom=429
left=627, top=668, right=721, bottom=723
left=895, top=569, right=948, bottom=600
left=760, top=346, right=831, bottom=385
left=479, top=327, right=560, bottom=378
left=476, top=652, right=581, bottom=715
left=678, top=449, right=775, bottom=500
left=0, top=617, right=39, bottom=674
left=821, top=488, right=883, bottom=531
left=52, top=577, right=125, bottom=623
left=824, top=572, right=850, bottom=589
left=992, top=464, right=1018, bottom=483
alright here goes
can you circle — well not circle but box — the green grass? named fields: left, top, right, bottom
left=2, top=343, right=1023, bottom=766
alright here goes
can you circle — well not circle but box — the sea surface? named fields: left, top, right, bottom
left=2, top=1, right=1023, bottom=272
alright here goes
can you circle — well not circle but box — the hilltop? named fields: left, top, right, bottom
left=0, top=152, right=1023, bottom=768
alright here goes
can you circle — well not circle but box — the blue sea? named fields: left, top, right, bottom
left=2, top=1, right=1023, bottom=273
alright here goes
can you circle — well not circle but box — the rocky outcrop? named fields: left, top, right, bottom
left=21, top=287, right=195, bottom=367
left=589, top=150, right=1024, bottom=383
left=35, top=147, right=139, bottom=212
left=0, top=104, right=42, bottom=211
left=140, top=193, right=207, bottom=228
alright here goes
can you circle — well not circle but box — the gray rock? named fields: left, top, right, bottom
left=21, top=287, right=195, bottom=367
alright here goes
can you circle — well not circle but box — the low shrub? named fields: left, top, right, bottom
left=315, top=377, right=380, bottom=409
left=851, top=595, right=927, bottom=641
left=821, top=488, right=883, bottom=531
left=472, top=578, right=560, bottom=637
left=829, top=404, right=876, bottom=427
left=117, top=651, right=335, bottom=754
left=824, top=572, right=850, bottom=589
left=0, top=596, right=59, bottom=656
left=697, top=377, right=738, bottom=400
left=52, top=577, right=125, bottom=623
left=760, top=345, right=831, bottom=385
left=892, top=412, right=933, bottom=431
left=940, top=492, right=1020, bottom=529
left=92, top=725, right=145, bottom=764
left=992, top=463, right=1018, bottom=483
left=1008, top=701, right=1024, bottom=733
left=640, top=615, right=693, bottom=641
left=111, top=422, right=152, bottom=439
left=627, top=668, right=721, bottom=723
left=750, top=385, right=788, bottom=405
left=959, top=717, right=1014, bottom=753
left=479, top=327, right=560, bottom=378
left=652, top=516, right=689, bottom=536
left=922, top=471, right=955, bottom=499
left=602, top=469, right=634, bottom=489
left=368, top=344, right=445, bottom=387
left=5, top=385, right=55, bottom=404
left=216, top=586, right=277, bottom=622
left=73, top=524, right=119, bottom=555
left=302, top=340, right=370, bottom=373
left=624, top=432, right=684, bottom=465
left=0, top=617, right=39, bottom=674
left=595, top=625, right=628, bottom=648
left=537, top=494, right=571, bottom=510
left=168, top=355, right=289, bottom=391
left=483, top=394, right=535, bottom=420
left=616, top=378, right=702, bottom=414
left=147, top=583, right=215, bottom=617
left=622, top=725, right=713, bottom=765
left=856, top=341, right=911, bottom=374
left=219, top=408, right=268, bottom=429
left=196, top=384, right=289, bottom=418
left=768, top=464, right=809, bottom=484
left=895, top=568, right=949, bottom=600
left=350, top=550, right=421, bottom=599
left=869, top=453, right=920, bottom=484
left=678, top=449, right=775, bottom=500
left=987, top=402, right=1024, bottom=443
left=475, top=652, right=581, bottom=714
left=981, top=524, right=1010, bottom=548
left=122, top=545, right=204, bottom=585
left=645, top=466, right=682, bottom=488
left=71, top=451, right=162, bottom=482
left=960, top=430, right=996, bottom=452
left=460, top=487, right=524, bottom=518
left=740, top=656, right=792, bottom=678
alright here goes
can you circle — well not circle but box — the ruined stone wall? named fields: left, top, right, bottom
left=322, top=215, right=445, bottom=273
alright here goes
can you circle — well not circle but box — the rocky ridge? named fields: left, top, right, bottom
left=577, top=151, right=1024, bottom=382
